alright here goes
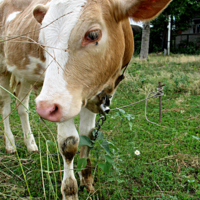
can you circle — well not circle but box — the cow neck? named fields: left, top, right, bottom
left=96, top=62, right=130, bottom=114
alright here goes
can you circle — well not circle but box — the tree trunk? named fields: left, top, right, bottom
left=140, top=21, right=150, bottom=60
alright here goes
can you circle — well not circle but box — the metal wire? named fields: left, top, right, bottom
left=110, top=87, right=164, bottom=111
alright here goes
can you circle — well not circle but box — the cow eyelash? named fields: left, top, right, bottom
left=82, top=29, right=102, bottom=46
left=86, top=30, right=101, bottom=41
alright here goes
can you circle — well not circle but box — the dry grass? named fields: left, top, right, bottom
left=125, top=54, right=200, bottom=96
left=133, top=54, right=200, bottom=64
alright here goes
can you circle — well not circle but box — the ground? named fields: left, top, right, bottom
left=0, top=54, right=200, bottom=199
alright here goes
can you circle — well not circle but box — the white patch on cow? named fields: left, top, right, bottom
left=7, top=56, right=45, bottom=83
left=79, top=107, right=96, bottom=137
left=3, top=100, right=16, bottom=153
left=36, top=0, right=87, bottom=117
left=46, top=1, right=50, bottom=6
left=6, top=11, right=21, bottom=22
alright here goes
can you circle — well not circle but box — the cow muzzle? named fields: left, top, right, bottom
left=36, top=101, right=62, bottom=122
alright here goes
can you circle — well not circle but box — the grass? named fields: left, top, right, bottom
left=0, top=54, right=200, bottom=199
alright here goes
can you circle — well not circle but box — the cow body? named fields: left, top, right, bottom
left=0, top=0, right=45, bottom=153
left=0, top=0, right=171, bottom=199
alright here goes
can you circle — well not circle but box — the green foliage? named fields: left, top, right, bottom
left=78, top=135, right=92, bottom=147
left=79, top=129, right=117, bottom=174
left=112, top=108, right=135, bottom=130
left=149, top=0, right=200, bottom=53
left=133, top=29, right=142, bottom=55
left=165, top=0, right=200, bottom=32
left=154, top=0, right=200, bottom=32
left=77, top=158, right=87, bottom=171
left=172, top=40, right=200, bottom=55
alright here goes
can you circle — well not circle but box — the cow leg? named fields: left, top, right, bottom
left=0, top=73, right=16, bottom=153
left=57, top=119, right=79, bottom=200
left=78, top=107, right=96, bottom=192
left=15, top=82, right=38, bottom=152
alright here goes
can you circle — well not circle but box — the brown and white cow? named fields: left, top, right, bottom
left=0, top=0, right=40, bottom=154
left=1, top=0, right=171, bottom=199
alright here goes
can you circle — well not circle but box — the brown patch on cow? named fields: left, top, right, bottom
left=34, top=63, right=44, bottom=75
left=81, top=158, right=94, bottom=192
left=86, top=97, right=101, bottom=113
left=130, top=0, right=172, bottom=22
left=63, top=177, right=78, bottom=198
left=39, top=48, right=46, bottom=63
left=0, top=100, right=4, bottom=114
left=61, top=136, right=78, bottom=163
left=112, top=0, right=171, bottom=22
left=33, top=4, right=49, bottom=24
left=81, top=158, right=93, bottom=180
left=2, top=0, right=49, bottom=71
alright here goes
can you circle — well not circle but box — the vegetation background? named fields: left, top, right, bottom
left=0, top=54, right=199, bottom=200
left=135, top=0, right=200, bottom=56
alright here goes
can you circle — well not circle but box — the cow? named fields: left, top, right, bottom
left=0, top=0, right=39, bottom=154
left=1, top=0, right=171, bottom=199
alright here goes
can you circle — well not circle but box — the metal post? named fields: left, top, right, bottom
left=158, top=82, right=165, bottom=123
left=167, top=15, right=171, bottom=56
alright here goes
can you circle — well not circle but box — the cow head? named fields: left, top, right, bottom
left=34, top=0, right=171, bottom=122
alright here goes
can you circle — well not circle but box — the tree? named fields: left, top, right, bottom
left=140, top=21, right=150, bottom=60
left=166, top=0, right=200, bottom=32
left=150, top=0, right=200, bottom=52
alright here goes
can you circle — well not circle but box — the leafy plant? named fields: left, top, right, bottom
left=78, top=131, right=116, bottom=174
left=111, top=108, right=135, bottom=130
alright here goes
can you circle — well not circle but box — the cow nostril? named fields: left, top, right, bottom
left=36, top=102, right=62, bottom=122
left=50, top=105, right=59, bottom=115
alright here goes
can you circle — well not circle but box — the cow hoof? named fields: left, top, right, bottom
left=4, top=136, right=16, bottom=154
left=6, top=147, right=16, bottom=154
left=64, top=195, right=78, bottom=200
left=25, top=135, right=38, bottom=152
left=63, top=177, right=78, bottom=200
left=27, top=143, right=38, bottom=152
left=80, top=184, right=95, bottom=193
left=87, top=184, right=95, bottom=193
left=79, top=158, right=94, bottom=193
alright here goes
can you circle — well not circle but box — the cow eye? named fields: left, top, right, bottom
left=82, top=29, right=102, bottom=46
left=86, top=30, right=101, bottom=41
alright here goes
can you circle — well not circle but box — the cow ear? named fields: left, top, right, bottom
left=33, top=4, right=49, bottom=24
left=113, top=0, right=172, bottom=22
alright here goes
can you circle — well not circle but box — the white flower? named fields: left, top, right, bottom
left=134, top=150, right=140, bottom=156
